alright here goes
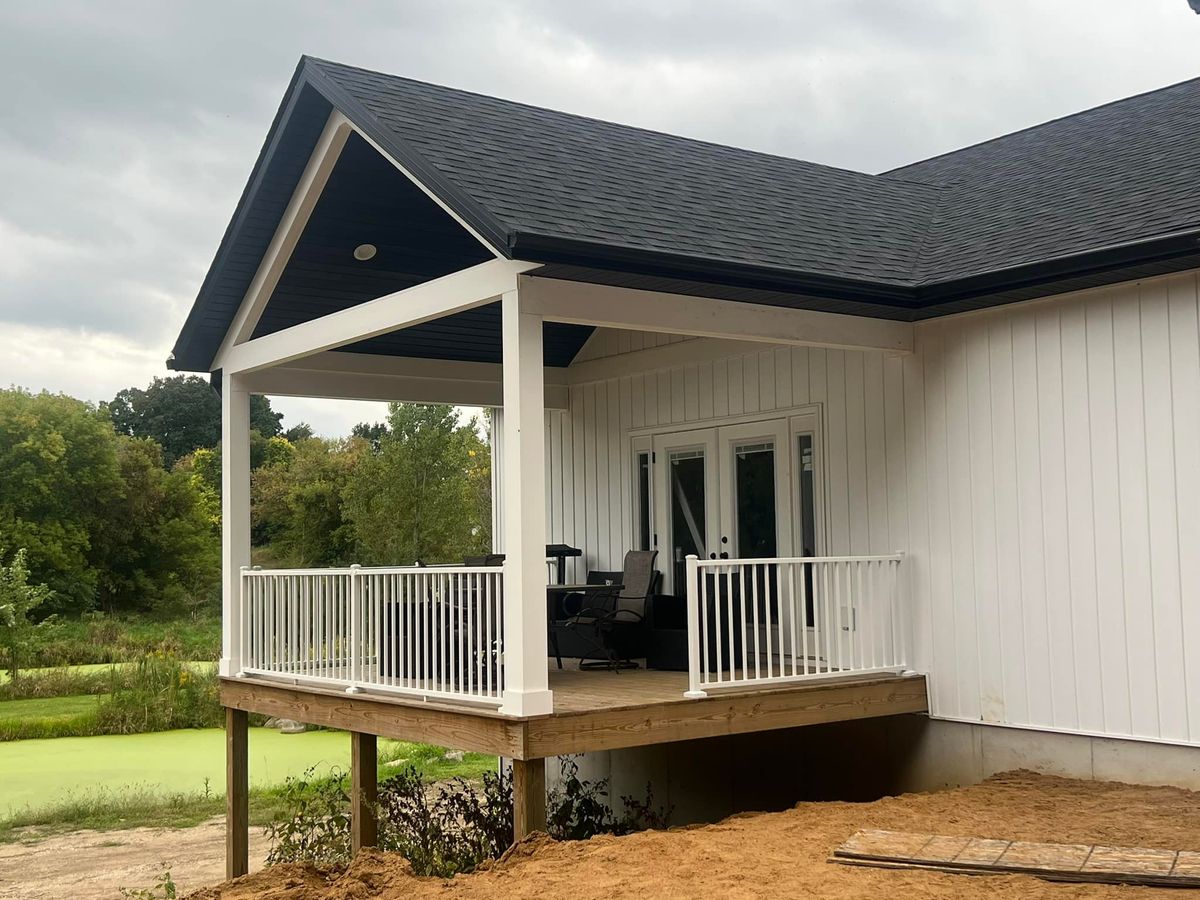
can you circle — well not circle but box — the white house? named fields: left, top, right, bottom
left=168, top=57, right=1200, bottom=876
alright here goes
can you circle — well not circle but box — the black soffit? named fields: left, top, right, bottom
left=250, top=132, right=593, bottom=367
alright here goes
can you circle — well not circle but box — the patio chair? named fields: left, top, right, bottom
left=551, top=550, right=659, bottom=671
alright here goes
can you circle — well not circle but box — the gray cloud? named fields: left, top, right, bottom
left=0, top=0, right=1197, bottom=433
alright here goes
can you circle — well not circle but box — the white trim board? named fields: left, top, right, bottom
left=520, top=276, right=914, bottom=355
left=566, top=337, right=775, bottom=385
left=241, top=351, right=569, bottom=409
left=215, top=110, right=354, bottom=364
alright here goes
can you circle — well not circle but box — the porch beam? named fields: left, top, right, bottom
left=239, top=351, right=570, bottom=409
left=218, top=258, right=541, bottom=375
left=519, top=276, right=914, bottom=355
left=498, top=288, right=554, bottom=717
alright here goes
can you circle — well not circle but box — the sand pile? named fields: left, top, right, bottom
left=189, top=772, right=1200, bottom=899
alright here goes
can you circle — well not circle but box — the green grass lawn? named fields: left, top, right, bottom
left=0, top=694, right=103, bottom=721
left=0, top=727, right=497, bottom=840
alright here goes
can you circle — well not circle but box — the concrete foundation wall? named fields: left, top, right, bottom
left=546, top=715, right=1200, bottom=826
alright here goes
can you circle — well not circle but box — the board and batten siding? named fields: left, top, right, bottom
left=539, top=335, right=911, bottom=599
left=496, top=268, right=1200, bottom=746
left=905, top=269, right=1200, bottom=745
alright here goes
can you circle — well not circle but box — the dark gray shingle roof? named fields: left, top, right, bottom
left=170, top=57, right=1200, bottom=371
left=885, top=76, right=1200, bottom=285
left=310, top=58, right=942, bottom=286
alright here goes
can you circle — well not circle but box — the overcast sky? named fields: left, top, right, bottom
left=1, top=1, right=1198, bottom=435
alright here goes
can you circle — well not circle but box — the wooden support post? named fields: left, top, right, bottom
left=225, top=707, right=249, bottom=880
left=350, top=731, right=378, bottom=853
left=511, top=757, right=546, bottom=841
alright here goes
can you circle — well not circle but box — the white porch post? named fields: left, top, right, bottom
left=499, top=288, right=553, bottom=716
left=219, top=371, right=252, bottom=677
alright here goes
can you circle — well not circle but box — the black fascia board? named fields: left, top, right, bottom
left=170, top=60, right=322, bottom=372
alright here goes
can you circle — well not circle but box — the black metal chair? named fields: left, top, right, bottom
left=551, top=550, right=659, bottom=671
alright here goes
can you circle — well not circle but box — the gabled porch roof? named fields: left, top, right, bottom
left=170, top=57, right=1200, bottom=373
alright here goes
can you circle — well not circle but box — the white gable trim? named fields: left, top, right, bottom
left=219, top=258, right=539, bottom=374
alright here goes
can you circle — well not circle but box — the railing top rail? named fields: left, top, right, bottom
left=241, top=564, right=505, bottom=577
left=355, top=565, right=504, bottom=575
left=691, top=553, right=904, bottom=566
left=241, top=567, right=355, bottom=577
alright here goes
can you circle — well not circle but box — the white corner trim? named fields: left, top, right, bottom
left=520, top=276, right=914, bottom=355
left=219, top=258, right=539, bottom=375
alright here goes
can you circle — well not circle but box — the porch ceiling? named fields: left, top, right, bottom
left=249, top=132, right=594, bottom=367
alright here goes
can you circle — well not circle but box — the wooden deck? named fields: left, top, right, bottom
left=220, top=666, right=928, bottom=760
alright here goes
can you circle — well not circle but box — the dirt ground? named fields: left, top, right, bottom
left=186, top=772, right=1200, bottom=900
left=0, top=818, right=271, bottom=900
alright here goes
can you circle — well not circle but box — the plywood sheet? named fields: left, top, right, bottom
left=832, top=829, right=1200, bottom=888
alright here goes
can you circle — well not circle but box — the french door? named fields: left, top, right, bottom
left=650, top=414, right=819, bottom=595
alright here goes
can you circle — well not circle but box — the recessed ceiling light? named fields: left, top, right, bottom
left=353, top=243, right=377, bottom=261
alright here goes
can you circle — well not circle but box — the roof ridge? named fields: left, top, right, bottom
left=881, top=73, right=1200, bottom=178
left=305, top=55, right=928, bottom=192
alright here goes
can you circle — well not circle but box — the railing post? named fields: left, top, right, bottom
left=347, top=564, right=363, bottom=693
left=684, top=554, right=706, bottom=698
left=237, top=566, right=250, bottom=676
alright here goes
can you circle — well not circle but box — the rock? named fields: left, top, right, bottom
left=384, top=757, right=410, bottom=768
left=443, top=749, right=465, bottom=761
left=277, top=719, right=307, bottom=734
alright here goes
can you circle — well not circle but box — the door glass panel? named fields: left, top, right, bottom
left=669, top=449, right=707, bottom=593
left=636, top=451, right=651, bottom=551
left=734, top=441, right=777, bottom=558
left=798, top=433, right=818, bottom=625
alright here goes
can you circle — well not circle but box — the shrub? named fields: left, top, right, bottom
left=93, top=653, right=222, bottom=734
left=119, top=867, right=176, bottom=900
left=546, top=757, right=672, bottom=840
left=378, top=767, right=513, bottom=877
left=0, top=665, right=114, bottom=701
left=266, top=756, right=670, bottom=876
left=25, top=613, right=220, bottom=668
left=265, top=767, right=352, bottom=868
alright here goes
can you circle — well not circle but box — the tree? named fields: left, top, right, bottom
left=343, top=404, right=491, bottom=565
left=92, top=438, right=220, bottom=613
left=351, top=421, right=389, bottom=453
left=253, top=436, right=369, bottom=566
left=0, top=548, right=53, bottom=682
left=0, top=389, right=124, bottom=615
left=284, top=422, right=315, bottom=443
left=108, top=375, right=282, bottom=466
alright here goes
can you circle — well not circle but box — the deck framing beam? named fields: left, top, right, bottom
left=219, top=673, right=927, bottom=761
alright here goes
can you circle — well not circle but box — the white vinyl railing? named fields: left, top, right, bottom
left=239, top=564, right=504, bottom=706
left=684, top=554, right=905, bottom=696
